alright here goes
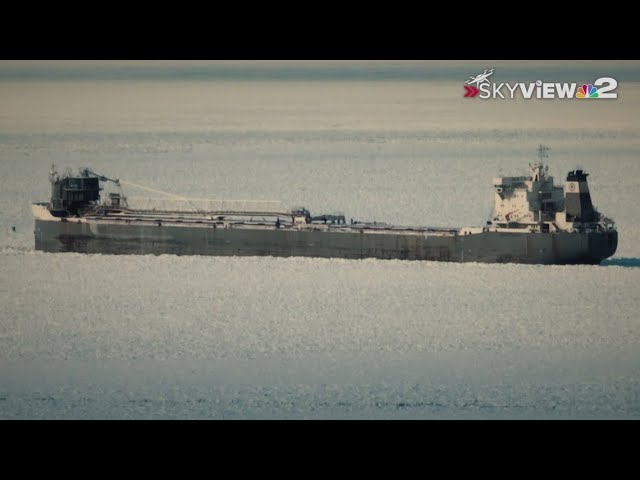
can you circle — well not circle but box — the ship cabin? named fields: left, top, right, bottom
left=491, top=156, right=609, bottom=233
left=49, top=167, right=102, bottom=217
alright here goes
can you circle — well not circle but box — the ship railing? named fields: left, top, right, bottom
left=85, top=208, right=295, bottom=222
left=112, top=208, right=292, bottom=217
left=343, top=224, right=459, bottom=235
left=121, top=196, right=291, bottom=215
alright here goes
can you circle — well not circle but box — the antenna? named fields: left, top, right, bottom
left=537, top=144, right=550, bottom=162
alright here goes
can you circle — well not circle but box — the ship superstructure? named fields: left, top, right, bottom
left=491, top=146, right=615, bottom=235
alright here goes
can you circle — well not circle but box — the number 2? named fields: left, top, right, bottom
left=594, top=77, right=618, bottom=99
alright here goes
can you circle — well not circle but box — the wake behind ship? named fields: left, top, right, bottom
left=32, top=147, right=618, bottom=264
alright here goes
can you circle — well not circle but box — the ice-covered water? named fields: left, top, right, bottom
left=1, top=61, right=639, bottom=419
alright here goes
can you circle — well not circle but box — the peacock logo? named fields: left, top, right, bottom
left=576, top=83, right=599, bottom=99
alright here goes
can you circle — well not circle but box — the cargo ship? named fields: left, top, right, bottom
left=32, top=146, right=617, bottom=264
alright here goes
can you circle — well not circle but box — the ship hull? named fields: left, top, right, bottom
left=33, top=209, right=618, bottom=265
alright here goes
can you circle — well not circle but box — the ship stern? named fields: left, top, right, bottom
left=587, top=229, right=618, bottom=264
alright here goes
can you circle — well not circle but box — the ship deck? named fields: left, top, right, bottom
left=82, top=212, right=461, bottom=236
left=38, top=204, right=461, bottom=237
left=32, top=203, right=551, bottom=237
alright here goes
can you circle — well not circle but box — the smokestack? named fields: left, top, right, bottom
left=564, top=170, right=596, bottom=222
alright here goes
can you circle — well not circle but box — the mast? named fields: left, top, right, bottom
left=535, top=145, right=550, bottom=223
left=537, top=144, right=550, bottom=162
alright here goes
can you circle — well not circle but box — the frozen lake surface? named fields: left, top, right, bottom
left=1, top=61, right=639, bottom=418
left=2, top=253, right=640, bottom=419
